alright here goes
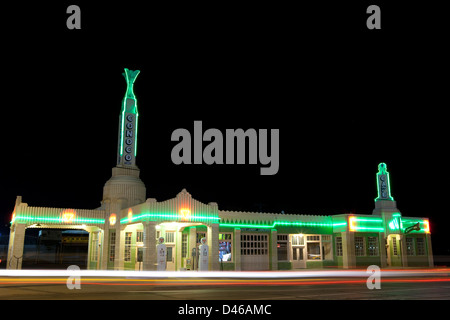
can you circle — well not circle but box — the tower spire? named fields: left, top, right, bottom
left=375, top=162, right=394, bottom=201
left=117, top=68, right=140, bottom=167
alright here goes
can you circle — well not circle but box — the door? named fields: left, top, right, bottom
left=241, top=233, right=270, bottom=271
left=292, top=246, right=306, bottom=268
left=166, top=245, right=175, bottom=271
left=387, top=235, right=402, bottom=267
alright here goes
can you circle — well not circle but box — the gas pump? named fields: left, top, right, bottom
left=198, top=237, right=209, bottom=271
left=156, top=237, right=167, bottom=271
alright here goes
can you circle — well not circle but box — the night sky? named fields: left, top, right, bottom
left=1, top=2, right=448, bottom=254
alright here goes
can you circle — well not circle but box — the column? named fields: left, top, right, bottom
left=234, top=228, right=241, bottom=271
left=399, top=235, right=408, bottom=267
left=342, top=231, right=355, bottom=269
left=189, top=227, right=197, bottom=270
left=270, top=229, right=278, bottom=270
left=207, top=223, right=219, bottom=271
left=176, top=227, right=183, bottom=270
left=6, top=223, right=26, bottom=270
left=100, top=228, right=109, bottom=270
left=143, top=222, right=157, bottom=271
left=379, top=233, right=387, bottom=268
left=426, top=233, right=434, bottom=267
left=115, top=225, right=126, bottom=270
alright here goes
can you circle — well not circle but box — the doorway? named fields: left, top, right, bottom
left=387, top=234, right=402, bottom=267
left=292, top=246, right=306, bottom=268
left=166, top=245, right=175, bottom=271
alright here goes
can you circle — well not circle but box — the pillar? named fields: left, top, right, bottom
left=342, top=231, right=355, bottom=269
left=207, top=223, right=219, bottom=270
left=100, top=228, right=109, bottom=270
left=270, top=229, right=278, bottom=270
left=189, top=227, right=197, bottom=270
left=6, top=223, right=26, bottom=270
left=176, top=227, right=183, bottom=270
left=234, top=228, right=241, bottom=271
left=399, top=235, right=408, bottom=267
left=143, top=222, right=157, bottom=271
left=115, top=225, right=126, bottom=270
left=426, top=233, right=434, bottom=267
left=379, top=232, right=387, bottom=268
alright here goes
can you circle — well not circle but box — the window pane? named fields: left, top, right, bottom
left=307, top=243, right=321, bottom=260
left=336, top=237, right=343, bottom=256
left=355, top=236, right=365, bottom=256
left=277, top=242, right=287, bottom=260
left=368, top=237, right=379, bottom=256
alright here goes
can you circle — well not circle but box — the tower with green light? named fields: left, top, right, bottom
left=373, top=162, right=398, bottom=216
left=117, top=68, right=140, bottom=167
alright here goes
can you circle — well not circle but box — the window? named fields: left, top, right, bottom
left=406, top=238, right=415, bottom=256
left=109, top=231, right=116, bottom=262
left=368, top=237, right=379, bottom=256
left=416, top=237, right=425, bottom=255
left=336, top=237, right=343, bottom=256
left=219, top=233, right=232, bottom=262
left=182, top=234, right=188, bottom=258
left=392, top=237, right=398, bottom=256
left=165, top=231, right=175, bottom=243
left=322, top=235, right=333, bottom=260
left=292, top=234, right=305, bottom=246
left=306, top=234, right=321, bottom=260
left=124, top=232, right=132, bottom=262
left=307, top=243, right=321, bottom=260
left=196, top=232, right=206, bottom=245
left=136, top=231, right=143, bottom=243
left=277, top=235, right=288, bottom=261
left=240, top=234, right=268, bottom=256
left=355, top=236, right=365, bottom=256
left=91, top=232, right=99, bottom=262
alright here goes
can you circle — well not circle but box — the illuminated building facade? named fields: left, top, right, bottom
left=7, top=69, right=433, bottom=271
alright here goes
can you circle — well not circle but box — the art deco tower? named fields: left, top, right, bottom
left=102, top=69, right=146, bottom=212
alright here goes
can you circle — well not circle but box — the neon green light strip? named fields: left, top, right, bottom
left=134, top=112, right=138, bottom=157
left=332, top=222, right=347, bottom=227
left=120, top=107, right=125, bottom=156
left=353, top=218, right=383, bottom=222
left=12, top=215, right=105, bottom=224
left=219, top=221, right=333, bottom=229
left=120, top=212, right=221, bottom=224
left=351, top=226, right=385, bottom=231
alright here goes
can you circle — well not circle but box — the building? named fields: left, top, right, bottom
left=7, top=69, right=434, bottom=271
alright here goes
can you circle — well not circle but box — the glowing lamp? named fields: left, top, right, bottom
left=62, top=209, right=76, bottom=223
left=11, top=209, right=16, bottom=223
left=423, top=220, right=430, bottom=233
left=180, top=208, right=191, bottom=221
left=128, top=209, right=133, bottom=223
left=349, top=216, right=357, bottom=232
left=109, top=214, right=117, bottom=226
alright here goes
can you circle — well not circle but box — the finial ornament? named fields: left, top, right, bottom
left=122, top=68, right=140, bottom=99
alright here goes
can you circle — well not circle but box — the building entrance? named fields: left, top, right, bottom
left=166, top=245, right=175, bottom=271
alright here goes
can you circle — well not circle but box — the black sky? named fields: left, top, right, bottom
left=1, top=2, right=448, bottom=253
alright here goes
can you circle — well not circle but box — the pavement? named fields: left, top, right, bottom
left=0, top=268, right=450, bottom=300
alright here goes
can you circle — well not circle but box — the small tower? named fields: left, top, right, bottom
left=102, top=69, right=146, bottom=212
left=372, top=163, right=398, bottom=215
left=117, top=68, right=140, bottom=168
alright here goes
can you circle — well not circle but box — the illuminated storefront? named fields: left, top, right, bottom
left=6, top=69, right=434, bottom=271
